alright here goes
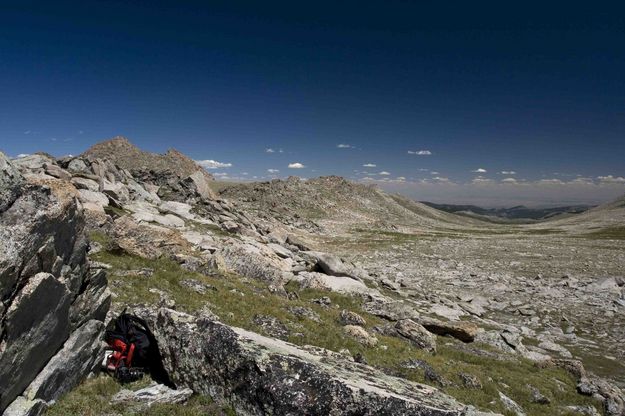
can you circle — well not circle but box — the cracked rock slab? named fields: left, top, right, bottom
left=146, top=307, right=487, bottom=416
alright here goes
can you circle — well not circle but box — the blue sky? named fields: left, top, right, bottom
left=1, top=1, right=624, bottom=206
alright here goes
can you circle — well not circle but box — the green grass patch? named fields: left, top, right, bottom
left=104, top=205, right=129, bottom=219
left=583, top=226, right=625, bottom=240
left=47, top=375, right=233, bottom=416
left=186, top=219, right=233, bottom=238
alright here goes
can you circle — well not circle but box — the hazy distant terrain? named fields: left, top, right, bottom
left=421, top=201, right=593, bottom=221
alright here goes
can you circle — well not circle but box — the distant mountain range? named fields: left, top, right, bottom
left=420, top=201, right=592, bottom=221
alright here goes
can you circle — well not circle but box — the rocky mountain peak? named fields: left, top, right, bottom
left=82, top=136, right=214, bottom=182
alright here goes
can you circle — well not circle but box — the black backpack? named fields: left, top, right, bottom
left=104, top=311, right=172, bottom=386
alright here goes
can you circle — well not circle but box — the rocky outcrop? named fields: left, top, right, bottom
left=0, top=153, right=110, bottom=413
left=0, top=151, right=23, bottom=212
left=146, top=307, right=489, bottom=416
left=81, top=136, right=214, bottom=183
left=78, top=136, right=219, bottom=204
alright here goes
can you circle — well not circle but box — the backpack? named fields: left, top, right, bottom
left=104, top=311, right=172, bottom=386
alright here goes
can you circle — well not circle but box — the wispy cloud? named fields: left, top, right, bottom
left=16, top=153, right=29, bottom=158
left=288, top=162, right=305, bottom=169
left=500, top=170, right=516, bottom=175
left=266, top=148, right=284, bottom=153
left=267, top=168, right=280, bottom=173
left=195, top=159, right=233, bottom=169
left=472, top=168, right=487, bottom=173
left=337, top=144, right=353, bottom=148
left=23, top=130, right=31, bottom=135
left=379, top=171, right=391, bottom=176
left=537, top=178, right=564, bottom=185
left=472, top=177, right=495, bottom=184
left=501, top=177, right=517, bottom=183
left=363, top=163, right=377, bottom=167
left=408, top=150, right=432, bottom=155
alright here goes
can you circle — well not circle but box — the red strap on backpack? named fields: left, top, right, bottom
left=106, top=338, right=136, bottom=370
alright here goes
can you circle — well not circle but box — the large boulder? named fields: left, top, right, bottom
left=215, top=240, right=293, bottom=284
left=302, top=251, right=366, bottom=280
left=146, top=308, right=481, bottom=416
left=395, top=319, right=437, bottom=353
left=418, top=317, right=480, bottom=343
left=186, top=170, right=215, bottom=200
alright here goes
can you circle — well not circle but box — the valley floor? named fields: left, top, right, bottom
left=314, top=225, right=625, bottom=387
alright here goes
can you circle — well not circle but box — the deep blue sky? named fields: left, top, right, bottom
left=1, top=1, right=624, bottom=205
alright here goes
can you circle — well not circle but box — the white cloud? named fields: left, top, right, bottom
left=430, top=171, right=439, bottom=175
left=379, top=171, right=391, bottom=176
left=23, top=130, right=31, bottom=135
left=267, top=169, right=280, bottom=173
left=15, top=153, right=29, bottom=158
left=501, top=177, right=517, bottom=183
left=598, top=175, right=625, bottom=183
left=500, top=171, right=516, bottom=175
left=265, top=148, right=275, bottom=153
left=213, top=172, right=229, bottom=177
left=396, top=176, right=406, bottom=181
left=408, top=150, right=432, bottom=155
left=363, top=163, right=377, bottom=167
left=432, top=176, right=450, bottom=182
left=337, top=144, right=353, bottom=148
left=195, top=159, right=233, bottom=169
left=288, top=162, right=305, bottom=169
left=472, top=168, right=487, bottom=173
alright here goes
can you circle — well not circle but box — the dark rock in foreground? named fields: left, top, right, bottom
left=146, top=307, right=496, bottom=416
left=0, top=152, right=110, bottom=414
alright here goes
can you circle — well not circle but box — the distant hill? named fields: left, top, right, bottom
left=421, top=201, right=592, bottom=221
left=218, top=176, right=490, bottom=233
